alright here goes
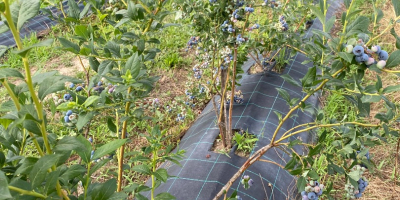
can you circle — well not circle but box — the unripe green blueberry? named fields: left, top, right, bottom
left=309, top=181, right=315, bottom=186
left=377, top=60, right=386, bottom=69
left=346, top=45, right=354, bottom=53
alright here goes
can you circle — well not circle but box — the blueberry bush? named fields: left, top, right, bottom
left=175, top=0, right=400, bottom=199
left=0, top=0, right=184, bottom=199
left=0, top=0, right=399, bottom=200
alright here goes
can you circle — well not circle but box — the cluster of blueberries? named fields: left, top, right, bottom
left=176, top=113, right=186, bottom=122
left=186, top=36, right=200, bottom=50
left=227, top=90, right=244, bottom=105
left=64, top=110, right=77, bottom=124
left=248, top=23, right=260, bottom=31
left=241, top=175, right=254, bottom=190
left=344, top=165, right=369, bottom=199
left=279, top=15, right=289, bottom=31
left=221, top=20, right=235, bottom=33
left=301, top=180, right=324, bottom=200
left=70, top=83, right=84, bottom=92
left=193, top=65, right=202, bottom=79
left=236, top=34, right=246, bottom=44
left=347, top=41, right=389, bottom=69
left=262, top=0, right=277, bottom=8
left=244, top=6, right=254, bottom=13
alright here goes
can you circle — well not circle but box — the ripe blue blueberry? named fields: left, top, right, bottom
left=361, top=54, right=369, bottom=62
left=69, top=83, right=75, bottom=88
left=90, top=150, right=95, bottom=159
left=301, top=191, right=307, bottom=196
left=352, top=45, right=364, bottom=56
left=76, top=86, right=83, bottom=92
left=378, top=50, right=389, bottom=60
left=307, top=192, right=317, bottom=200
left=66, top=110, right=73, bottom=116
left=64, top=94, right=71, bottom=101
left=355, top=56, right=363, bottom=63
left=97, top=81, right=102, bottom=86
left=64, top=115, right=70, bottom=123
left=88, top=137, right=93, bottom=143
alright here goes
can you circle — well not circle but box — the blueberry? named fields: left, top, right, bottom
left=90, top=150, right=95, bottom=159
left=352, top=45, right=364, bottom=56
left=63, top=94, right=71, bottom=100
left=69, top=83, right=75, bottom=88
left=88, top=137, right=93, bottom=143
left=307, top=192, right=317, bottom=200
left=355, top=193, right=362, bottom=198
left=301, top=191, right=307, bottom=196
left=97, top=81, right=102, bottom=86
left=361, top=54, right=369, bottom=62
left=66, top=110, right=73, bottom=116
left=355, top=56, right=363, bottom=63
left=378, top=50, right=389, bottom=60
left=64, top=116, right=70, bottom=123
left=76, top=86, right=83, bottom=92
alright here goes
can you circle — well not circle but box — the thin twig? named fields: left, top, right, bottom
left=259, top=173, right=269, bottom=200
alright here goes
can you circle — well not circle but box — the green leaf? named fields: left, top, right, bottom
left=54, top=135, right=91, bottom=163
left=89, top=159, right=110, bottom=175
left=107, top=117, right=117, bottom=132
left=360, top=95, right=381, bottom=103
left=346, top=16, right=370, bottom=37
left=296, top=176, right=307, bottom=192
left=390, top=28, right=400, bottom=49
left=132, top=164, right=151, bottom=175
left=153, top=168, right=168, bottom=182
left=300, top=66, right=316, bottom=87
left=392, top=0, right=400, bottom=17
left=29, top=154, right=61, bottom=188
left=383, top=85, right=400, bottom=93
left=307, top=170, right=320, bottom=180
left=281, top=74, right=301, bottom=87
left=76, top=112, right=95, bottom=131
left=38, top=76, right=66, bottom=100
left=375, top=75, right=382, bottom=91
left=59, top=164, right=86, bottom=184
left=17, top=0, right=40, bottom=30
left=15, top=157, right=38, bottom=175
left=309, top=5, right=325, bottom=24
left=105, top=41, right=121, bottom=58
left=0, top=45, right=8, bottom=57
left=92, top=139, right=127, bottom=160
left=83, top=96, right=100, bottom=107
left=58, top=37, right=80, bottom=54
left=89, top=57, right=100, bottom=72
left=0, top=171, right=12, bottom=199
left=276, top=88, right=290, bottom=103
left=155, top=192, right=176, bottom=200
left=385, top=50, right=400, bottom=68
left=125, top=53, right=141, bottom=78
left=327, top=164, right=345, bottom=174
left=338, top=52, right=354, bottom=63
left=91, top=178, right=117, bottom=200
left=108, top=192, right=129, bottom=200
left=348, top=170, right=360, bottom=182
left=12, top=39, right=53, bottom=57
left=0, top=152, right=5, bottom=168
left=0, top=68, right=24, bottom=80
left=23, top=120, right=42, bottom=136
left=67, top=0, right=80, bottom=19
left=44, top=170, right=60, bottom=195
